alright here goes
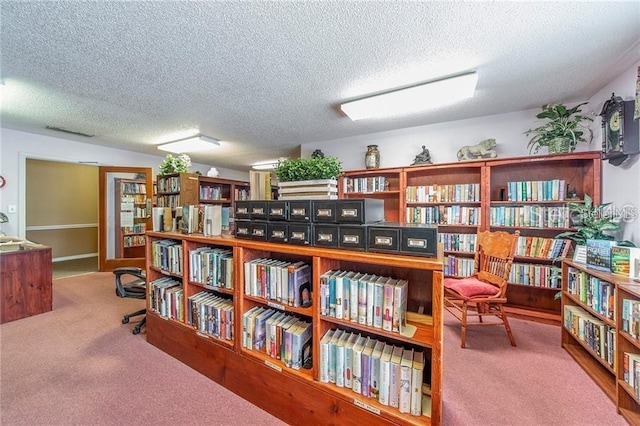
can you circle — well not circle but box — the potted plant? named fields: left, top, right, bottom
left=555, top=194, right=621, bottom=245
left=274, top=151, right=342, bottom=183
left=159, top=153, right=192, bottom=175
left=524, top=102, right=594, bottom=154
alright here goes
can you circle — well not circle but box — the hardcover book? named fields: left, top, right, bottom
left=586, top=239, right=615, bottom=272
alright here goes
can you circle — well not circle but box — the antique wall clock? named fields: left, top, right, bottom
left=600, top=92, right=640, bottom=166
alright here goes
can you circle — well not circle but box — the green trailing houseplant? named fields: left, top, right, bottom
left=275, top=152, right=343, bottom=182
left=555, top=194, right=621, bottom=245
left=525, top=102, right=594, bottom=154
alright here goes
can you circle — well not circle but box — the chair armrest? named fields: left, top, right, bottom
left=113, top=267, right=145, bottom=281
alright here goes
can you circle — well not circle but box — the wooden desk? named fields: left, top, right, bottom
left=0, top=244, right=52, bottom=323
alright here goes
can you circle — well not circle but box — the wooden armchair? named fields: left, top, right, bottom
left=443, top=230, right=519, bottom=348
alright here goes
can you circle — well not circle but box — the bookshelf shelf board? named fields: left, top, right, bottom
left=406, top=201, right=481, bottom=207
left=189, top=280, right=234, bottom=296
left=619, top=407, right=640, bottom=425
left=443, top=250, right=475, bottom=256
left=194, top=330, right=235, bottom=349
left=563, top=291, right=616, bottom=327
left=149, top=266, right=183, bottom=279
left=513, top=254, right=562, bottom=262
left=620, top=330, right=640, bottom=352
left=490, top=225, right=574, bottom=232
left=563, top=328, right=616, bottom=374
left=240, top=348, right=314, bottom=381
left=562, top=343, right=616, bottom=401
left=243, top=294, right=313, bottom=316
left=315, top=380, right=432, bottom=426
left=619, top=380, right=640, bottom=404
left=436, top=224, right=480, bottom=229
left=490, top=200, right=578, bottom=205
left=344, top=190, right=400, bottom=196
left=507, top=282, right=560, bottom=291
left=319, top=315, right=434, bottom=347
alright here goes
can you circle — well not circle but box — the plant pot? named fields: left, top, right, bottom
left=548, top=138, right=571, bottom=154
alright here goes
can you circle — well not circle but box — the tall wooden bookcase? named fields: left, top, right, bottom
left=114, top=178, right=150, bottom=258
left=156, top=172, right=200, bottom=209
left=339, top=151, right=602, bottom=323
left=338, top=167, right=405, bottom=222
left=198, top=176, right=250, bottom=207
left=145, top=231, right=444, bottom=425
left=561, top=259, right=640, bottom=424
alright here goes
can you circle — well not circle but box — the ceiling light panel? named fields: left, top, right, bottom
left=157, top=135, right=220, bottom=154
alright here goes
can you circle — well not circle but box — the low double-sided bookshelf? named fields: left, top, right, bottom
left=561, top=259, right=640, bottom=423
left=145, top=231, right=443, bottom=425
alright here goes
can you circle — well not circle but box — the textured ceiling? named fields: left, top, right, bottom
left=1, top=1, right=639, bottom=171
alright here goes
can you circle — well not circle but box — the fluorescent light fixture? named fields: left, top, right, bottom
left=252, top=160, right=281, bottom=170
left=157, top=134, right=220, bottom=154
left=340, top=72, right=478, bottom=121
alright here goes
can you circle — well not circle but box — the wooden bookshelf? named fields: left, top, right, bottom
left=562, top=259, right=640, bottom=423
left=340, top=152, right=602, bottom=323
left=198, top=176, right=250, bottom=206
left=339, top=167, right=404, bottom=222
left=114, top=178, right=150, bottom=258
left=145, top=231, right=443, bottom=425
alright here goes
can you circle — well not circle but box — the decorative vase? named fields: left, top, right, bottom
left=365, top=145, right=380, bottom=169
left=548, top=138, right=570, bottom=154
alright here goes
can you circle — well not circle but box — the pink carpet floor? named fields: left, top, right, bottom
left=0, top=272, right=627, bottom=425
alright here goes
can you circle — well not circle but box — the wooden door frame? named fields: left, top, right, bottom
left=98, top=166, right=153, bottom=271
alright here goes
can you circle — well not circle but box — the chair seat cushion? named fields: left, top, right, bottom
left=444, top=276, right=500, bottom=298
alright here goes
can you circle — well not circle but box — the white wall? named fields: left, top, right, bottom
left=0, top=128, right=249, bottom=237
left=303, top=61, right=640, bottom=244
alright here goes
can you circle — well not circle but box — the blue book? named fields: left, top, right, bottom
left=586, top=239, right=615, bottom=272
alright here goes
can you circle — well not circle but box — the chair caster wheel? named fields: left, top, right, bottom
left=122, top=317, right=129, bottom=324
left=133, top=327, right=141, bottom=335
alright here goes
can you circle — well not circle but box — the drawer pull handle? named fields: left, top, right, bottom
left=237, top=208, right=248, bottom=214
left=318, top=233, right=333, bottom=242
left=270, top=208, right=283, bottom=215
left=408, top=238, right=427, bottom=248
left=375, top=236, right=393, bottom=246
left=343, top=235, right=359, bottom=244
left=341, top=209, right=357, bottom=217
left=317, top=208, right=332, bottom=217
left=291, top=232, right=305, bottom=240
left=292, top=208, right=306, bottom=215
left=252, top=208, right=264, bottom=215
left=272, top=230, right=285, bottom=238
left=252, top=229, right=264, bottom=236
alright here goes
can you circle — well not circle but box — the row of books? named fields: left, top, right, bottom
left=508, top=263, right=562, bottom=288
left=122, top=223, right=146, bottom=235
left=151, top=239, right=183, bottom=275
left=187, top=291, right=233, bottom=341
left=319, top=329, right=428, bottom=416
left=515, top=236, right=571, bottom=259
left=623, top=352, right=640, bottom=400
left=120, top=182, right=147, bottom=194
left=123, top=235, right=146, bottom=247
left=242, top=307, right=311, bottom=370
left=438, top=232, right=477, bottom=253
left=180, top=204, right=230, bottom=237
left=405, top=183, right=481, bottom=203
left=189, top=247, right=234, bottom=289
left=564, top=304, right=615, bottom=368
left=235, top=187, right=250, bottom=201
left=243, top=259, right=311, bottom=308
left=506, top=179, right=567, bottom=202
left=566, top=266, right=615, bottom=319
left=489, top=205, right=570, bottom=228
left=590, top=242, right=640, bottom=279
left=156, top=194, right=182, bottom=208
left=343, top=176, right=390, bottom=193
left=443, top=256, right=475, bottom=278
left=621, top=298, right=640, bottom=339
left=199, top=185, right=227, bottom=200
left=148, top=277, right=184, bottom=321
left=319, top=270, right=408, bottom=334
left=406, top=206, right=480, bottom=226
left=157, top=175, right=183, bottom=193
left=121, top=193, right=147, bottom=204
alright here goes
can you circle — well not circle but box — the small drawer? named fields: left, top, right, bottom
left=267, top=222, right=288, bottom=243
left=313, top=224, right=339, bottom=248
left=400, top=225, right=438, bottom=257
left=338, top=225, right=368, bottom=251
left=250, top=201, right=268, bottom=220
left=250, top=221, right=268, bottom=241
left=367, top=226, right=400, bottom=253
left=289, top=200, right=312, bottom=222
left=336, top=199, right=385, bottom=224
left=234, top=220, right=251, bottom=239
left=288, top=223, right=312, bottom=246
left=312, top=200, right=337, bottom=223
left=268, top=201, right=289, bottom=221
left=234, top=201, right=251, bottom=220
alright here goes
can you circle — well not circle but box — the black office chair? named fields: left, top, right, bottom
left=113, top=267, right=147, bottom=335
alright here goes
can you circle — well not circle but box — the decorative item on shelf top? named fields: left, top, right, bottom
left=411, top=145, right=432, bottom=165
left=275, top=155, right=342, bottom=183
left=206, top=167, right=219, bottom=177
left=456, top=138, right=498, bottom=161
left=364, top=144, right=380, bottom=169
left=524, top=102, right=593, bottom=154
left=158, top=153, right=191, bottom=175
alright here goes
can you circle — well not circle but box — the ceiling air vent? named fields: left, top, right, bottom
left=45, top=125, right=94, bottom=138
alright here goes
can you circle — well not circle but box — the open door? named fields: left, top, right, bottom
left=99, top=166, right=153, bottom=271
